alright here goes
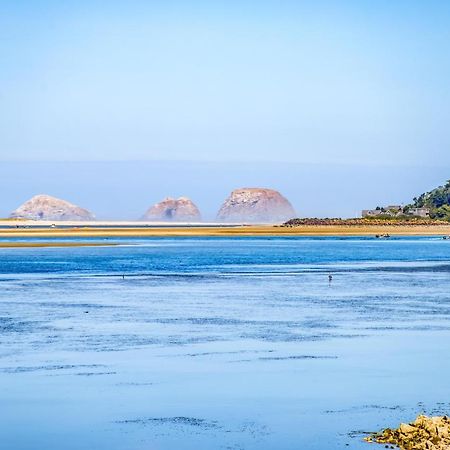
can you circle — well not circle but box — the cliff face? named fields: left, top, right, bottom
left=10, top=194, right=95, bottom=221
left=142, top=197, right=201, bottom=222
left=216, top=188, right=296, bottom=223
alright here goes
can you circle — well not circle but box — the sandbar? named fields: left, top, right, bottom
left=1, top=221, right=450, bottom=240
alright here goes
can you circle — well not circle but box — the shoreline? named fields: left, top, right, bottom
left=1, top=223, right=450, bottom=240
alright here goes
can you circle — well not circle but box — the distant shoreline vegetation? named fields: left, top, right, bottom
left=282, top=217, right=449, bottom=227
left=411, top=179, right=450, bottom=221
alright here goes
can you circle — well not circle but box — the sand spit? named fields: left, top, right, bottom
left=365, top=415, right=450, bottom=449
left=1, top=223, right=450, bottom=238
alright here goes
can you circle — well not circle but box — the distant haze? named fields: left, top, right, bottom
left=1, top=161, right=449, bottom=220
left=1, top=1, right=449, bottom=218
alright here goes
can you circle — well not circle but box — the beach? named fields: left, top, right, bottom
left=1, top=221, right=450, bottom=244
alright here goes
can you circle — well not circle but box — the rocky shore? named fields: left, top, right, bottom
left=365, top=415, right=450, bottom=449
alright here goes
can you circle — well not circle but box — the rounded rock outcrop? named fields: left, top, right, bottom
left=142, top=197, right=201, bottom=222
left=216, top=188, right=296, bottom=223
left=10, top=194, right=95, bottom=221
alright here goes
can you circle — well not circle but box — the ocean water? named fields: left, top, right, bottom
left=1, top=236, right=450, bottom=450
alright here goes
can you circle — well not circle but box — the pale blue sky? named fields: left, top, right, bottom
left=1, top=0, right=449, bottom=165
left=1, top=1, right=449, bottom=218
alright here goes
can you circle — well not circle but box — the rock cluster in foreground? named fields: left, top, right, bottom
left=217, top=188, right=295, bottom=223
left=365, top=415, right=450, bottom=450
left=142, top=197, right=201, bottom=221
left=10, top=194, right=95, bottom=221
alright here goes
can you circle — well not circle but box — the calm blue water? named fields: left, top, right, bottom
left=1, top=236, right=450, bottom=450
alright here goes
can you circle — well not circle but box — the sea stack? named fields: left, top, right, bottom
left=10, top=194, right=95, bottom=221
left=216, top=188, right=296, bottom=223
left=142, top=197, right=201, bottom=222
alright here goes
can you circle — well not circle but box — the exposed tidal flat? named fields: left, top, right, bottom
left=1, top=221, right=450, bottom=243
left=1, top=237, right=450, bottom=449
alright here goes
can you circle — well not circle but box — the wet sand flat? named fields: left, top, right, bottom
left=1, top=224, right=450, bottom=239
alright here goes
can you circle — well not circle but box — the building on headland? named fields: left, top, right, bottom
left=362, top=205, right=402, bottom=217
left=407, top=207, right=431, bottom=218
left=362, top=205, right=430, bottom=218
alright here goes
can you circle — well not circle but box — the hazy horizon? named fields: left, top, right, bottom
left=1, top=160, right=449, bottom=221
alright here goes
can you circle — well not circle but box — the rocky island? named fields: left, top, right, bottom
left=142, top=197, right=201, bottom=222
left=216, top=188, right=295, bottom=223
left=10, top=194, right=95, bottom=221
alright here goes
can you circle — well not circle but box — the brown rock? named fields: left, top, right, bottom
left=142, top=197, right=201, bottom=222
left=216, top=188, right=296, bottom=223
left=400, top=423, right=416, bottom=434
left=365, top=415, right=450, bottom=450
left=10, top=194, right=95, bottom=221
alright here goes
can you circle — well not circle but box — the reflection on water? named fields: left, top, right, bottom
left=0, top=237, right=450, bottom=449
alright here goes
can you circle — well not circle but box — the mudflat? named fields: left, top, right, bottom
left=1, top=221, right=450, bottom=239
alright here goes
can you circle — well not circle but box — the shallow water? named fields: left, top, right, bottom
left=1, top=236, right=450, bottom=449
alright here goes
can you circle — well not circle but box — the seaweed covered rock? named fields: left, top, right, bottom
left=365, top=415, right=450, bottom=449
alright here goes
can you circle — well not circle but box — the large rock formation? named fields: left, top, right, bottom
left=10, top=194, right=95, bottom=221
left=216, top=188, right=296, bottom=223
left=142, top=197, right=201, bottom=222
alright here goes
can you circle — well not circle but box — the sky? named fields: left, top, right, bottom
left=1, top=1, right=449, bottom=218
